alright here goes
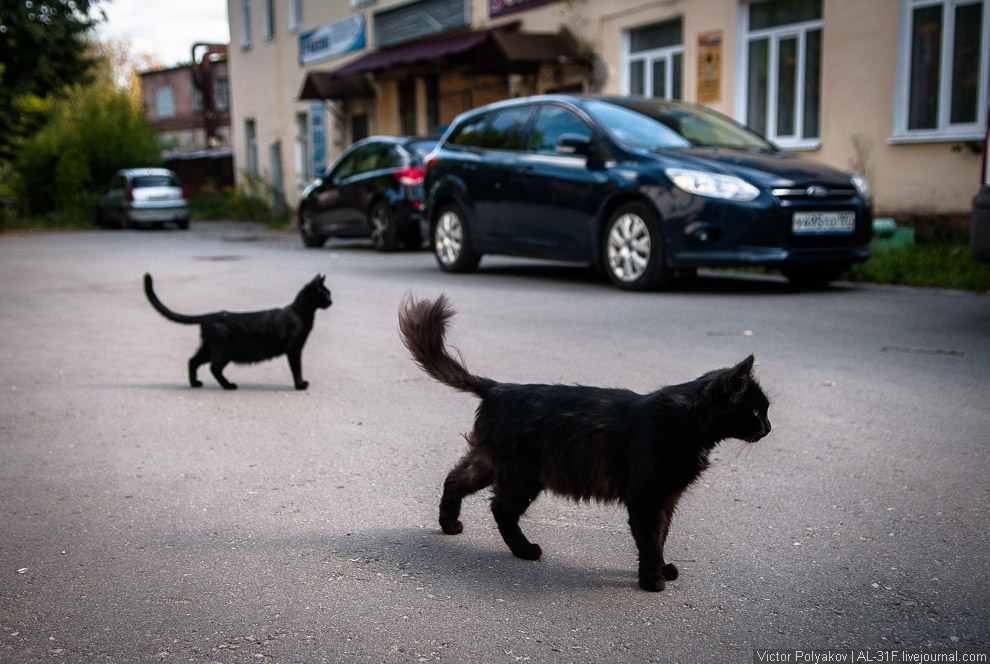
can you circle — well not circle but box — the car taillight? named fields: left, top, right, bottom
left=395, top=165, right=424, bottom=187
left=126, top=186, right=135, bottom=202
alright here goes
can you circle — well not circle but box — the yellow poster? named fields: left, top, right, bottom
left=698, top=31, right=723, bottom=104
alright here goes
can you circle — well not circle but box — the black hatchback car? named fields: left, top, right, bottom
left=423, top=95, right=873, bottom=289
left=299, top=135, right=438, bottom=251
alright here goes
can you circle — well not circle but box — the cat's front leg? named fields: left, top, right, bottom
left=287, top=349, right=308, bottom=390
left=628, top=504, right=665, bottom=591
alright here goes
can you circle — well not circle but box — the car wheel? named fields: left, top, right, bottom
left=782, top=263, right=848, bottom=290
left=177, top=218, right=189, bottom=230
left=602, top=202, right=670, bottom=290
left=299, top=204, right=326, bottom=248
left=433, top=203, right=480, bottom=273
left=369, top=201, right=399, bottom=252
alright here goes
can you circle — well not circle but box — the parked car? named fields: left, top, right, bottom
left=298, top=135, right=438, bottom=251
left=423, top=95, right=873, bottom=290
left=98, top=168, right=189, bottom=229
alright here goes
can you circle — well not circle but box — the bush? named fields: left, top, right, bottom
left=11, top=83, right=161, bottom=216
left=847, top=237, right=990, bottom=291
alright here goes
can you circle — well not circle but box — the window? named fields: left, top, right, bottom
left=738, top=0, right=822, bottom=149
left=289, top=0, right=303, bottom=32
left=528, top=106, right=592, bottom=154
left=155, top=85, right=175, bottom=118
left=245, top=119, right=258, bottom=176
left=263, top=0, right=275, bottom=40
left=894, top=0, right=989, bottom=142
left=295, top=112, right=312, bottom=185
left=193, top=86, right=204, bottom=114
left=479, top=107, right=534, bottom=150
left=622, top=18, right=683, bottom=100
left=240, top=0, right=252, bottom=48
left=215, top=76, right=230, bottom=111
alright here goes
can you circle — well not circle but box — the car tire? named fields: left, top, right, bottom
left=601, top=202, right=670, bottom=291
left=369, top=201, right=399, bottom=252
left=782, top=263, right=848, bottom=290
left=433, top=203, right=481, bottom=273
left=177, top=218, right=190, bottom=230
left=299, top=204, right=326, bottom=248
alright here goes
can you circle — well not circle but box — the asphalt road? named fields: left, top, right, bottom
left=1, top=222, right=988, bottom=663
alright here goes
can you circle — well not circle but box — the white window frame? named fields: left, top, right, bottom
left=620, top=36, right=684, bottom=100
left=289, top=0, right=303, bottom=32
left=295, top=112, right=313, bottom=186
left=245, top=119, right=259, bottom=177
left=734, top=2, right=822, bottom=150
left=155, top=85, right=175, bottom=118
left=240, top=0, right=252, bottom=49
left=892, top=0, right=990, bottom=143
left=263, top=0, right=275, bottom=41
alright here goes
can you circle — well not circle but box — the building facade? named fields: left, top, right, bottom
left=226, top=0, right=989, bottom=218
left=139, top=45, right=235, bottom=193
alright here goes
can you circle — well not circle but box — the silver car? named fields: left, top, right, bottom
left=98, top=168, right=189, bottom=229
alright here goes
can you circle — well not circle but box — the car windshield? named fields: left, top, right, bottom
left=583, top=99, right=775, bottom=151
left=133, top=175, right=176, bottom=188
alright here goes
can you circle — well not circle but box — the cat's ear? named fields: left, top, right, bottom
left=722, top=355, right=755, bottom=398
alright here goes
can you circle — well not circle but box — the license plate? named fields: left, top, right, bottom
left=792, top=211, right=855, bottom=234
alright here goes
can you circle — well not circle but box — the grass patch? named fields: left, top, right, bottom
left=846, top=238, right=990, bottom=291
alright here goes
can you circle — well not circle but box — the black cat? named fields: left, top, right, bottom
left=144, top=273, right=332, bottom=390
left=398, top=294, right=771, bottom=592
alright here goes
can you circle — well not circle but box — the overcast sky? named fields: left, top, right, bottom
left=95, top=0, right=230, bottom=67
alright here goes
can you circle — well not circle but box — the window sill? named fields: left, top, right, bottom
left=889, top=130, right=986, bottom=145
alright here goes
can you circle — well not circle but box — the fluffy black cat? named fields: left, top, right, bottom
left=144, top=273, right=332, bottom=390
left=398, top=294, right=771, bottom=592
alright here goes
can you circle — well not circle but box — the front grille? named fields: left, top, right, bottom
left=771, top=186, right=857, bottom=201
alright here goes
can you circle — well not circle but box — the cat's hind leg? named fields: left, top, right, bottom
left=628, top=501, right=665, bottom=591
left=439, top=450, right=493, bottom=535
left=188, top=345, right=210, bottom=388
left=490, top=477, right=543, bottom=561
left=209, top=353, right=237, bottom=390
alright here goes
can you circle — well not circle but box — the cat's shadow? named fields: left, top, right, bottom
left=159, top=525, right=637, bottom=594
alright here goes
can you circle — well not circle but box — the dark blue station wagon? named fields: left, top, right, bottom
left=422, top=95, right=873, bottom=290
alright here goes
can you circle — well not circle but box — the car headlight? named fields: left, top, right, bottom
left=665, top=168, right=760, bottom=202
left=850, top=173, right=872, bottom=199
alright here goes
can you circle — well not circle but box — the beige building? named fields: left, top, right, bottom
left=226, top=0, right=988, bottom=219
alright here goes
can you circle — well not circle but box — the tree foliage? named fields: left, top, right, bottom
left=0, top=0, right=106, bottom=158
left=13, top=77, right=162, bottom=215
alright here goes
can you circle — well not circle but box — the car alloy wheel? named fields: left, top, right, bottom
left=369, top=202, right=398, bottom=251
left=602, top=202, right=669, bottom=290
left=433, top=204, right=480, bottom=273
left=299, top=205, right=325, bottom=248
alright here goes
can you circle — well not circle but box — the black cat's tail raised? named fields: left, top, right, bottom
left=143, top=273, right=203, bottom=325
left=399, top=294, right=495, bottom=397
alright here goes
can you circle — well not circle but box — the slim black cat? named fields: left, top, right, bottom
left=144, top=273, right=332, bottom=390
left=398, top=294, right=772, bottom=592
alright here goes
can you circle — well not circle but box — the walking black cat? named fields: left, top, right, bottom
left=144, top=273, right=332, bottom=390
left=398, top=294, right=772, bottom=592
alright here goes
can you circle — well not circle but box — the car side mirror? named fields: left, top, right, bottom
left=556, top=133, right=592, bottom=157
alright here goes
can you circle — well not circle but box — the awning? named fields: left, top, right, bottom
left=299, top=25, right=579, bottom=101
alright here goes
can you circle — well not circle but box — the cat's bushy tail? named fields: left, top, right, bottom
left=399, top=294, right=495, bottom=397
left=143, top=273, right=203, bottom=324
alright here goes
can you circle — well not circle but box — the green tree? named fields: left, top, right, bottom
left=13, top=77, right=162, bottom=216
left=0, top=0, right=106, bottom=158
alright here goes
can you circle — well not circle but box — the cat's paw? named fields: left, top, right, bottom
left=439, top=518, right=463, bottom=535
left=638, top=574, right=666, bottom=592
left=190, top=380, right=203, bottom=388
left=295, top=380, right=309, bottom=390
left=223, top=383, right=238, bottom=390
left=661, top=563, right=679, bottom=581
left=512, top=542, right=542, bottom=561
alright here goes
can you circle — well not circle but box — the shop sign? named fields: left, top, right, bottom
left=299, top=15, right=366, bottom=66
